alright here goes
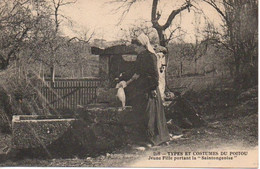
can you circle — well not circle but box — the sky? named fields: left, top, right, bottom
left=60, top=0, right=223, bottom=43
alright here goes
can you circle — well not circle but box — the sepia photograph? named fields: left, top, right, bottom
left=0, top=0, right=258, bottom=167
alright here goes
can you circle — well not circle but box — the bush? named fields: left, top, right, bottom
left=0, top=64, right=51, bottom=123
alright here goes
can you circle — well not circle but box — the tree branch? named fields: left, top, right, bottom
left=162, top=1, right=192, bottom=30
left=108, top=0, right=137, bottom=25
left=151, top=0, right=161, bottom=28
left=165, top=26, right=181, bottom=43
left=202, top=0, right=227, bottom=21
left=68, top=32, right=94, bottom=43
left=5, top=26, right=30, bottom=62
left=59, top=0, right=77, bottom=6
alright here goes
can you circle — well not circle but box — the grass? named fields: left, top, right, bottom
left=166, top=73, right=230, bottom=94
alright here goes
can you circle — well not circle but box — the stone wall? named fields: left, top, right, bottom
left=12, top=106, right=139, bottom=158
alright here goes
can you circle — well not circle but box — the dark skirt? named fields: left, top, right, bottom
left=130, top=86, right=170, bottom=146
left=145, top=87, right=170, bottom=146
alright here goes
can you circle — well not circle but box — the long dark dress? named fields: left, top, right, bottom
left=130, top=50, right=170, bottom=146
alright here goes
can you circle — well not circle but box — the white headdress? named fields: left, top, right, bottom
left=136, top=33, right=156, bottom=54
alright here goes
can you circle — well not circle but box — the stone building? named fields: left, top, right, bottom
left=91, top=44, right=137, bottom=87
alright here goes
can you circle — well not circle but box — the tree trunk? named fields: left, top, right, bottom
left=156, top=29, right=167, bottom=47
left=50, top=65, right=55, bottom=87
left=150, top=0, right=192, bottom=93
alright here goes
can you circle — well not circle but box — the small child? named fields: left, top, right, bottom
left=115, top=80, right=127, bottom=108
left=115, top=72, right=139, bottom=109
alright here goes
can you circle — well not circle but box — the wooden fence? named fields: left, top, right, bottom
left=40, top=78, right=101, bottom=109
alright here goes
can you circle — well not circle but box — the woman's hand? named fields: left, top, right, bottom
left=151, top=90, right=157, bottom=98
left=132, top=73, right=140, bottom=80
left=126, top=73, right=140, bottom=86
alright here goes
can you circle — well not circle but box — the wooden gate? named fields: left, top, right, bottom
left=40, top=78, right=101, bottom=109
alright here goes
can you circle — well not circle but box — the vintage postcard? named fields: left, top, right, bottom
left=0, top=0, right=258, bottom=168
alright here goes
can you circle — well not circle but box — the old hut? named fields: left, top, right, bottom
left=91, top=44, right=137, bottom=87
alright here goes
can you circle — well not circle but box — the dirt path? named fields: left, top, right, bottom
left=103, top=113, right=258, bottom=168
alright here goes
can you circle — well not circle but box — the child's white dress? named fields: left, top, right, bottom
left=116, top=81, right=127, bottom=107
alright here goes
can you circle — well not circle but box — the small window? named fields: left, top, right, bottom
left=122, top=55, right=137, bottom=62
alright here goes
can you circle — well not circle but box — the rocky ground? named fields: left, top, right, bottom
left=0, top=86, right=258, bottom=167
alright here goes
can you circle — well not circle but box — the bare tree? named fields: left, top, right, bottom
left=69, top=27, right=95, bottom=43
left=52, top=0, right=77, bottom=33
left=190, top=39, right=207, bottom=74
left=151, top=0, right=192, bottom=46
left=202, top=0, right=258, bottom=86
left=110, top=0, right=192, bottom=47
left=176, top=43, right=194, bottom=77
left=110, top=0, right=194, bottom=94
left=0, top=0, right=40, bottom=70
left=47, top=0, right=76, bottom=83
